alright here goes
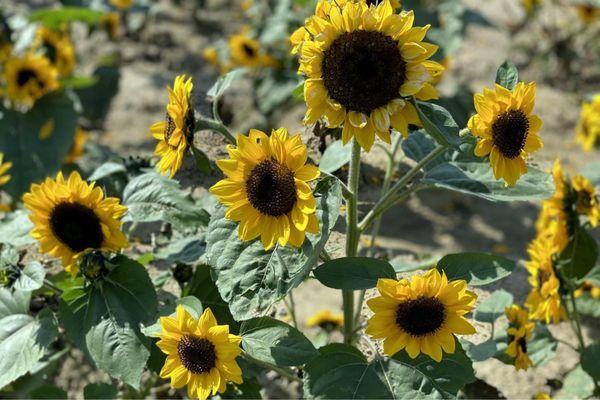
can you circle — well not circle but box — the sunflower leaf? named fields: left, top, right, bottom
left=13, top=262, right=46, bottom=292
left=414, top=101, right=461, bottom=149
left=557, top=227, right=599, bottom=280
left=473, top=290, right=513, bottom=323
left=581, top=343, right=600, bottom=382
left=313, top=257, right=396, bottom=290
left=319, top=140, right=353, bottom=173
left=495, top=61, right=519, bottom=91
left=437, top=252, right=516, bottom=286
left=29, top=7, right=105, bottom=29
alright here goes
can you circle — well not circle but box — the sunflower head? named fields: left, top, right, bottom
left=4, top=52, right=59, bottom=109
left=297, top=0, right=443, bottom=151
left=571, top=174, right=600, bottom=227
left=306, top=310, right=344, bottom=331
left=150, top=74, right=195, bottom=178
left=35, top=26, right=75, bottom=76
left=210, top=128, right=320, bottom=250
left=228, top=34, right=278, bottom=68
left=23, top=171, right=128, bottom=276
left=110, top=0, right=134, bottom=10
left=576, top=4, right=600, bottom=24
left=366, top=269, right=477, bottom=362
left=574, top=281, right=600, bottom=299
left=64, top=128, right=88, bottom=164
left=576, top=95, right=600, bottom=152
left=504, top=305, right=534, bottom=371
left=0, top=153, right=12, bottom=187
left=156, top=306, right=243, bottom=400
left=468, top=82, right=543, bottom=186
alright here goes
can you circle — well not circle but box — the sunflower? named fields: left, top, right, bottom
left=306, top=310, right=344, bottom=331
left=504, top=304, right=534, bottom=371
left=64, top=128, right=88, bottom=164
left=469, top=82, right=543, bottom=186
left=23, top=171, right=128, bottom=276
left=366, top=269, right=477, bottom=361
left=0, top=153, right=12, bottom=187
left=524, top=231, right=566, bottom=324
left=228, top=34, right=277, bottom=68
left=535, top=393, right=552, bottom=400
left=576, top=4, right=600, bottom=24
left=571, top=174, right=600, bottom=227
left=297, top=1, right=443, bottom=151
left=150, top=74, right=195, bottom=178
left=3, top=53, right=59, bottom=108
left=210, top=128, right=320, bottom=250
left=35, top=26, right=75, bottom=76
left=155, top=306, right=243, bottom=400
left=535, top=160, right=570, bottom=250
left=576, top=95, right=600, bottom=152
left=110, top=0, right=134, bottom=10
left=575, top=280, right=600, bottom=299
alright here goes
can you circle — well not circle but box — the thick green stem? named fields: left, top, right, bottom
left=286, top=291, right=299, bottom=329
left=195, top=117, right=236, bottom=144
left=568, top=289, right=586, bottom=350
left=343, top=139, right=361, bottom=345
left=241, top=352, right=302, bottom=383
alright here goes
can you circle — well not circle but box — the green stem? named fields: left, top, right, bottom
left=43, top=279, right=63, bottom=295
left=241, top=352, right=302, bottom=383
left=568, top=289, right=586, bottom=350
left=287, top=292, right=299, bottom=329
left=195, top=117, right=236, bottom=144
left=343, top=138, right=361, bottom=345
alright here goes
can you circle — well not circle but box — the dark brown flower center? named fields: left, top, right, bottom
left=49, top=202, right=104, bottom=253
left=242, top=43, right=256, bottom=58
left=164, top=114, right=176, bottom=145
left=491, top=110, right=529, bottom=159
left=246, top=158, right=297, bottom=217
left=518, top=337, right=527, bottom=353
left=17, top=68, right=39, bottom=87
left=321, top=30, right=406, bottom=114
left=177, top=335, right=217, bottom=374
left=575, top=189, right=593, bottom=211
left=536, top=268, right=551, bottom=288
left=395, top=296, right=446, bottom=337
left=43, top=40, right=58, bottom=63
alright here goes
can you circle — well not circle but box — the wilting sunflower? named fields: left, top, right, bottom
left=307, top=310, right=344, bottom=331
left=504, top=304, right=534, bottom=371
left=0, top=153, right=12, bottom=187
left=35, top=26, right=75, bottom=76
left=228, top=34, right=277, bottom=68
left=469, top=82, right=543, bottom=186
left=576, top=4, right=600, bottom=24
left=64, top=128, right=88, bottom=164
left=297, top=1, right=443, bottom=151
left=571, top=174, right=600, bottom=227
left=150, top=74, right=195, bottom=178
left=575, top=280, right=600, bottom=299
left=524, top=232, right=566, bottom=324
left=156, top=305, right=243, bottom=400
left=210, top=128, right=320, bottom=250
left=366, top=269, right=477, bottom=361
left=110, top=0, right=134, bottom=10
left=3, top=53, right=59, bottom=108
left=23, top=171, right=128, bottom=276
left=576, top=94, right=600, bottom=152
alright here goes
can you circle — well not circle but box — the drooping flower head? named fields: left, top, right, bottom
left=35, top=26, right=76, bottom=76
left=23, top=171, right=128, bottom=276
left=307, top=310, right=344, bottom=331
left=156, top=306, right=243, bottom=400
left=468, top=82, right=543, bottom=186
left=4, top=53, right=59, bottom=108
left=150, top=74, right=195, bottom=178
left=504, top=304, right=534, bottom=371
left=366, top=269, right=477, bottom=362
left=210, top=128, right=320, bottom=250
left=576, top=94, right=600, bottom=152
left=296, top=0, right=443, bottom=151
left=0, top=153, right=11, bottom=187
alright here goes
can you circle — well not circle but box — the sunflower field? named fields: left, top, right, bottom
left=1, top=0, right=600, bottom=399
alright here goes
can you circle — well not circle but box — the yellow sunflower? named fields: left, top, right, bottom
left=576, top=95, right=600, bottom=152
left=23, top=171, right=128, bottom=276
left=535, top=393, right=552, bottom=400
left=210, top=128, right=320, bottom=250
left=306, top=310, right=344, bottom=331
left=469, top=82, right=543, bottom=186
left=297, top=0, right=443, bottom=151
left=155, top=306, right=243, bottom=400
left=504, top=304, right=534, bottom=371
left=110, top=0, right=134, bottom=10
left=35, top=26, right=75, bottom=76
left=3, top=53, right=59, bottom=108
left=575, top=280, right=600, bottom=299
left=228, top=34, right=278, bottom=68
left=366, top=269, right=477, bottom=362
left=0, top=153, right=11, bottom=187
left=64, top=128, right=88, bottom=164
left=150, top=74, right=195, bottom=178
left=535, top=160, right=570, bottom=250
left=571, top=174, right=600, bottom=227
left=576, top=4, right=600, bottom=24
left=524, top=232, right=566, bottom=324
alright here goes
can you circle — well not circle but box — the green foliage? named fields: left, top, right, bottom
left=205, top=177, right=341, bottom=320
left=414, top=101, right=461, bottom=149
left=154, top=236, right=206, bottom=265
left=437, top=253, right=516, bottom=286
left=319, top=140, right=352, bottom=173
left=75, top=64, right=120, bottom=127
left=580, top=342, right=600, bottom=382
left=240, top=317, right=319, bottom=367
left=401, top=130, right=445, bottom=171
left=13, top=262, right=46, bottom=292
left=207, top=69, right=245, bottom=99
left=495, top=61, right=519, bottom=91
left=464, top=340, right=499, bottom=362
left=473, top=290, right=514, bottom=323
left=313, top=257, right=396, bottom=290
left=29, top=7, right=104, bottom=28
left=557, top=366, right=595, bottom=399
left=0, top=211, right=35, bottom=247
left=558, top=227, right=599, bottom=280
left=30, top=384, right=68, bottom=399
left=83, top=382, right=118, bottom=400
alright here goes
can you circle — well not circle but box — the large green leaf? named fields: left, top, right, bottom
left=58, top=256, right=158, bottom=389
left=207, top=69, right=245, bottom=99
left=558, top=227, right=599, bottom=280
left=495, top=61, right=519, bottom=91
left=580, top=342, right=600, bottom=382
left=155, top=235, right=206, bottom=265
left=313, top=257, right=396, bottom=290
left=13, top=262, right=46, bottom=292
left=414, top=101, right=461, bottom=149
left=0, top=211, right=35, bottom=247
left=303, top=342, right=475, bottom=399
left=422, top=162, right=554, bottom=201
left=29, top=7, right=104, bottom=28
left=240, top=317, right=318, bottom=367
left=75, top=64, right=120, bottom=127
left=557, top=366, right=595, bottom=400
left=83, top=382, right=118, bottom=400
left=122, top=172, right=210, bottom=231
left=473, top=290, right=513, bottom=323
left=0, top=289, right=58, bottom=389
left=437, top=253, right=516, bottom=286
left=401, top=130, right=445, bottom=171
left=0, top=91, right=78, bottom=197
left=205, top=177, right=342, bottom=320
left=319, top=140, right=352, bottom=173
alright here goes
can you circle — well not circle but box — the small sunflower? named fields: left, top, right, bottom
left=575, top=280, right=600, bottom=299
left=0, top=153, right=12, bottom=187
left=210, top=128, right=320, bottom=250
left=150, top=74, right=195, bottom=178
left=228, top=34, right=277, bottom=68
left=297, top=0, right=443, bottom=151
left=366, top=269, right=477, bottom=361
left=535, top=161, right=570, bottom=251
left=110, top=0, right=134, bottom=10
left=23, top=171, right=128, bottom=276
left=35, top=26, right=75, bottom=76
left=571, top=174, right=600, bottom=227
left=576, top=4, right=600, bottom=24
left=156, top=306, right=243, bottom=400
left=576, top=95, right=600, bottom=152
left=524, top=232, right=566, bottom=324
left=306, top=310, right=344, bottom=331
left=535, top=393, right=552, bottom=400
left=504, top=304, right=534, bottom=371
left=3, top=53, right=59, bottom=108
left=469, top=82, right=543, bottom=186
left=64, top=128, right=88, bottom=164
